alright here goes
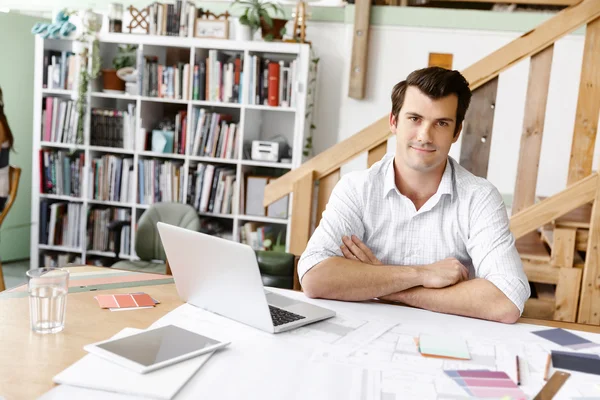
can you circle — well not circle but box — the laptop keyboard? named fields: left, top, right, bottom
left=269, top=305, right=306, bottom=327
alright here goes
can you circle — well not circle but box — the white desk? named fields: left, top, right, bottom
left=40, top=288, right=600, bottom=400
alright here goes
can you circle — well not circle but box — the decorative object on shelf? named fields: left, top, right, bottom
left=109, top=3, right=124, bottom=33
left=103, top=44, right=138, bottom=93
left=117, top=67, right=138, bottom=95
left=194, top=9, right=230, bottom=39
left=127, top=5, right=150, bottom=34
left=231, top=0, right=287, bottom=41
left=251, top=140, right=289, bottom=162
left=287, top=0, right=310, bottom=44
left=31, top=9, right=77, bottom=39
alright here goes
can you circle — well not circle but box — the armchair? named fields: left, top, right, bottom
left=111, top=203, right=200, bottom=274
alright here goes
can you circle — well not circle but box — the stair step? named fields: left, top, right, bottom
left=516, top=231, right=550, bottom=262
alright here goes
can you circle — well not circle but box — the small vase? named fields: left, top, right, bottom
left=234, top=20, right=253, bottom=41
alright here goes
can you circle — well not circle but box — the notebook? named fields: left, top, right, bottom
left=53, top=328, right=214, bottom=400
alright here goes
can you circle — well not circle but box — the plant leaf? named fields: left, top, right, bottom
left=261, top=12, right=273, bottom=27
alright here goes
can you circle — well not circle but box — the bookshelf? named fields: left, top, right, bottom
left=31, top=33, right=311, bottom=269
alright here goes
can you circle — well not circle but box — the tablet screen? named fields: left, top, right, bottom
left=96, top=325, right=221, bottom=367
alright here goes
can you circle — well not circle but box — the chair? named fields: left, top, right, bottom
left=0, top=166, right=21, bottom=291
left=256, top=250, right=295, bottom=289
left=111, top=203, right=201, bottom=274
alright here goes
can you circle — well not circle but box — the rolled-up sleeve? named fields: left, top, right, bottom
left=466, top=187, right=531, bottom=314
left=297, top=174, right=365, bottom=283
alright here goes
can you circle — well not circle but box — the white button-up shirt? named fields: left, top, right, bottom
left=298, top=154, right=531, bottom=313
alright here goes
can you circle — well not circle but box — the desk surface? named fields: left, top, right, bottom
left=1, top=267, right=600, bottom=400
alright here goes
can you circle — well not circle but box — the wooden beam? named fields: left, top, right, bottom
left=578, top=171, right=600, bottom=324
left=428, top=53, right=454, bottom=70
left=567, top=16, right=600, bottom=185
left=348, top=0, right=371, bottom=99
left=263, top=118, right=389, bottom=206
left=289, top=171, right=315, bottom=257
left=523, top=298, right=555, bottom=321
left=551, top=227, right=577, bottom=268
left=462, top=0, right=600, bottom=91
left=459, top=78, right=499, bottom=178
left=367, top=141, right=387, bottom=168
left=316, top=170, right=340, bottom=229
left=523, top=261, right=559, bottom=285
left=510, top=173, right=598, bottom=239
left=555, top=267, right=582, bottom=322
left=512, top=45, right=554, bottom=216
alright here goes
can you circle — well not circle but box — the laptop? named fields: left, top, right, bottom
left=157, top=222, right=335, bottom=333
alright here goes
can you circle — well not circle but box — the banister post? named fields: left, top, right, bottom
left=289, top=170, right=316, bottom=290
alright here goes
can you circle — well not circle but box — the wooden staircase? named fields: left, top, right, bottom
left=264, top=0, right=600, bottom=325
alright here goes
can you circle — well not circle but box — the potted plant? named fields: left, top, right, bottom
left=232, top=0, right=287, bottom=41
left=102, top=44, right=137, bottom=93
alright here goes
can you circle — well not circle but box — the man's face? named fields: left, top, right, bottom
left=390, top=86, right=461, bottom=173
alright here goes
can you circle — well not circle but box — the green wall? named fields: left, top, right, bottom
left=0, top=12, right=46, bottom=261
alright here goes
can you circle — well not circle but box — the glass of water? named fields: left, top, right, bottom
left=26, top=268, right=69, bottom=334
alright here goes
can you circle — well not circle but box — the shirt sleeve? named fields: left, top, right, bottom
left=297, top=174, right=366, bottom=284
left=466, top=187, right=531, bottom=315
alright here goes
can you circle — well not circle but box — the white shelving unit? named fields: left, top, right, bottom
left=30, top=33, right=311, bottom=269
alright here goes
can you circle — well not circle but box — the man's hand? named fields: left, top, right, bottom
left=340, top=235, right=382, bottom=265
left=419, top=258, right=469, bottom=288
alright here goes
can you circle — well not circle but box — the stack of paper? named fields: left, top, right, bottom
left=51, top=328, right=213, bottom=400
left=419, top=334, right=471, bottom=360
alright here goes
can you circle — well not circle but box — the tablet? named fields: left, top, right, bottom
left=84, top=324, right=230, bottom=374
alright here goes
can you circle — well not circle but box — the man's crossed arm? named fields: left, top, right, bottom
left=302, top=235, right=521, bottom=324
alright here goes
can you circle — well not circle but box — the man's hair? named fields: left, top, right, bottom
left=390, top=67, right=472, bottom=136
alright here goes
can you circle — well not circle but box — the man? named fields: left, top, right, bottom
left=298, top=67, right=530, bottom=324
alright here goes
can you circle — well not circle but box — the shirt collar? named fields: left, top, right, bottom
left=383, top=157, right=454, bottom=199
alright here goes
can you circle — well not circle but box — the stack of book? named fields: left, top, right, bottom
left=87, top=208, right=131, bottom=255
left=39, top=150, right=84, bottom=197
left=39, top=201, right=83, bottom=248
left=248, top=56, right=297, bottom=107
left=142, top=56, right=192, bottom=100
left=188, top=109, right=238, bottom=158
left=90, top=105, right=136, bottom=150
left=43, top=50, right=80, bottom=90
left=42, top=254, right=81, bottom=269
left=89, top=155, right=134, bottom=203
left=42, top=97, right=81, bottom=144
left=188, top=164, right=236, bottom=214
left=195, top=51, right=243, bottom=103
left=138, top=159, right=185, bottom=204
left=240, top=222, right=279, bottom=251
left=147, top=0, right=196, bottom=37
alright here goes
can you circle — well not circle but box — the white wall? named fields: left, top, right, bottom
left=308, top=21, right=599, bottom=199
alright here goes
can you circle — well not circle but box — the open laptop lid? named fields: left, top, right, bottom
left=157, top=222, right=275, bottom=333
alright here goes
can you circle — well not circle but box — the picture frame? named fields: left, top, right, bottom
left=194, top=18, right=229, bottom=39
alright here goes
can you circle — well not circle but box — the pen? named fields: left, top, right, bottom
left=516, top=355, right=521, bottom=385
left=544, top=354, right=551, bottom=381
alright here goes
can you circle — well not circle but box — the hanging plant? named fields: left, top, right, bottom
left=303, top=49, right=319, bottom=158
left=61, top=9, right=102, bottom=143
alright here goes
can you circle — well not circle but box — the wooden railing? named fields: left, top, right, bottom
left=263, top=0, right=600, bottom=323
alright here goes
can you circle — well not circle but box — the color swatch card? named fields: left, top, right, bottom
left=419, top=334, right=471, bottom=360
left=532, top=328, right=599, bottom=350
left=551, top=350, right=600, bottom=376
left=444, top=370, right=527, bottom=399
left=95, top=293, right=156, bottom=310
